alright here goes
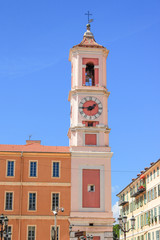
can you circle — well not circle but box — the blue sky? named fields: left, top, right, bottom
left=0, top=0, right=160, bottom=216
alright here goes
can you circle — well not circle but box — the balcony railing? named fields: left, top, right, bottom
left=131, top=186, right=146, bottom=197
left=118, top=199, right=129, bottom=206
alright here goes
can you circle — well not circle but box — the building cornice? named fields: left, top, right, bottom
left=0, top=182, right=71, bottom=186
left=70, top=150, right=113, bottom=158
left=69, top=47, right=109, bottom=61
left=68, top=87, right=110, bottom=101
left=0, top=151, right=70, bottom=158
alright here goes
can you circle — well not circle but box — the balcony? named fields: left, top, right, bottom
left=118, top=199, right=129, bottom=206
left=131, top=186, right=146, bottom=197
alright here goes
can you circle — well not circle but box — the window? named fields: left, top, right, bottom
left=148, top=233, right=151, bottom=240
left=88, top=122, right=93, bottom=127
left=147, top=175, right=149, bottom=183
left=144, top=193, right=146, bottom=204
left=152, top=189, right=154, bottom=200
left=7, top=161, right=14, bottom=177
left=154, top=208, right=157, bottom=222
left=29, top=193, right=36, bottom=211
left=140, top=215, right=144, bottom=228
left=140, top=196, right=143, bottom=207
left=154, top=169, right=156, bottom=178
left=154, top=187, right=157, bottom=198
left=146, top=212, right=148, bottom=225
left=52, top=162, right=60, bottom=177
left=156, top=231, right=159, bottom=240
left=157, top=167, right=159, bottom=177
left=5, top=192, right=13, bottom=210
left=52, top=193, right=59, bottom=211
left=137, top=216, right=139, bottom=229
left=149, top=190, right=151, bottom=202
left=51, top=226, right=59, bottom=240
left=28, top=226, right=35, bottom=240
left=4, top=226, right=12, bottom=240
left=151, top=209, right=154, bottom=223
left=150, top=172, right=152, bottom=181
left=158, top=185, right=160, bottom=196
left=88, top=184, right=95, bottom=192
left=30, top=162, right=37, bottom=177
left=85, top=63, right=95, bottom=86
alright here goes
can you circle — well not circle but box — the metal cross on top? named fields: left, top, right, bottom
left=85, top=11, right=93, bottom=23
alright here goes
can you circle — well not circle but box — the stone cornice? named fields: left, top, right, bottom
left=0, top=152, right=70, bottom=158
left=69, top=47, right=109, bottom=61
left=70, top=149, right=113, bottom=158
left=68, top=87, right=110, bottom=101
left=70, top=126, right=111, bottom=133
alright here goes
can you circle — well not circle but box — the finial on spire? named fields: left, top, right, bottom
left=84, top=11, right=94, bottom=38
left=85, top=11, right=93, bottom=24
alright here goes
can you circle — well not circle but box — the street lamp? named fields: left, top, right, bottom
left=52, top=207, right=64, bottom=240
left=0, top=214, right=11, bottom=240
left=118, top=215, right=135, bottom=240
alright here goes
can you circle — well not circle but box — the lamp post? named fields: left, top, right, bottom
left=0, top=214, right=11, bottom=240
left=52, top=207, right=64, bottom=240
left=118, top=215, right=135, bottom=240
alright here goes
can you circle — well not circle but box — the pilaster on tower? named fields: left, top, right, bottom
left=68, top=23, right=114, bottom=240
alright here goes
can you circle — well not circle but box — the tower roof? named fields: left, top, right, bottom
left=73, top=23, right=105, bottom=49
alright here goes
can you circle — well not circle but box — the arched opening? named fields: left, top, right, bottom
left=85, top=63, right=95, bottom=86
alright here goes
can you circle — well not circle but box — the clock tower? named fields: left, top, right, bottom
left=68, top=23, right=114, bottom=240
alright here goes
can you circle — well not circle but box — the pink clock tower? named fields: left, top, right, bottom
left=68, top=23, right=114, bottom=240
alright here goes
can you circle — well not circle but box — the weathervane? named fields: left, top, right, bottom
left=85, top=11, right=93, bottom=24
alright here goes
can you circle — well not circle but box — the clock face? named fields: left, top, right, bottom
left=79, top=96, right=103, bottom=120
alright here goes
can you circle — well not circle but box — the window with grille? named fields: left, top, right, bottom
left=30, top=162, right=37, bottom=177
left=5, top=192, right=13, bottom=210
left=7, top=161, right=14, bottom=177
left=28, top=226, right=35, bottom=240
left=52, top=162, right=59, bottom=177
left=52, top=193, right=59, bottom=210
left=29, top=193, right=36, bottom=211
left=51, top=226, right=59, bottom=240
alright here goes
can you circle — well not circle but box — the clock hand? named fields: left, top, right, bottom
left=81, top=104, right=97, bottom=110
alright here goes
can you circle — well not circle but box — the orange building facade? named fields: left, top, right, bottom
left=0, top=140, right=71, bottom=239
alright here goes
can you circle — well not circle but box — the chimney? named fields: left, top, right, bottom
left=26, top=140, right=41, bottom=145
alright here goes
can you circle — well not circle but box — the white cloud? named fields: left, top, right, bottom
left=112, top=201, right=120, bottom=222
